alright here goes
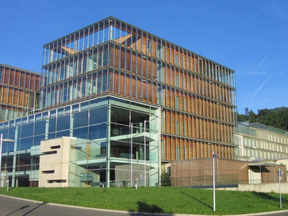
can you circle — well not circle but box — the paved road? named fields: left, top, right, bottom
left=0, top=195, right=151, bottom=216
left=0, top=195, right=287, bottom=216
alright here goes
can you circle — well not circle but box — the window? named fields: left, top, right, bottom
left=157, top=44, right=162, bottom=59
left=34, top=121, right=46, bottom=135
left=176, top=121, right=179, bottom=135
left=73, top=111, right=88, bottom=128
left=147, top=40, right=152, bottom=54
left=73, top=127, right=88, bottom=139
left=175, top=54, right=179, bottom=66
left=42, top=170, right=55, bottom=174
left=89, top=124, right=107, bottom=139
left=90, top=107, right=107, bottom=125
left=57, top=115, right=70, bottom=131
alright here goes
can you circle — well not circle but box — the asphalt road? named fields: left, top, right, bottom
left=0, top=195, right=155, bottom=216
left=0, top=195, right=287, bottom=216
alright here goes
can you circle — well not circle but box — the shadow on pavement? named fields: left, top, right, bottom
left=6, top=202, right=47, bottom=216
left=129, top=201, right=174, bottom=216
left=6, top=205, right=29, bottom=216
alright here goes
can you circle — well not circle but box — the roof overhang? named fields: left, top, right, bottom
left=248, top=163, right=281, bottom=167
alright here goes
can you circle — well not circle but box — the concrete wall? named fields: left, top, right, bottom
left=219, top=182, right=288, bottom=194
left=39, top=137, right=75, bottom=187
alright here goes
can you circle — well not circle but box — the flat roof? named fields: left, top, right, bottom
left=248, top=163, right=280, bottom=167
left=43, top=16, right=234, bottom=72
left=0, top=64, right=40, bottom=76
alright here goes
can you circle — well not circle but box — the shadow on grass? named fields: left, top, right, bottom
left=129, top=201, right=174, bottom=216
left=180, top=192, right=212, bottom=210
left=251, top=191, right=288, bottom=203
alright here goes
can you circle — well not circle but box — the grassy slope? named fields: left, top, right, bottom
left=0, top=187, right=287, bottom=215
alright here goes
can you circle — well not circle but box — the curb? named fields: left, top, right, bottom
left=1, top=194, right=287, bottom=216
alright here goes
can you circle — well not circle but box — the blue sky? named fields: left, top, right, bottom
left=0, top=0, right=287, bottom=114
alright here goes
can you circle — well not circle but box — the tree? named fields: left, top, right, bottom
left=161, top=170, right=171, bottom=186
left=237, top=107, right=288, bottom=131
left=245, top=108, right=249, bottom=116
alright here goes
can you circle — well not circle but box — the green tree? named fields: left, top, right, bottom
left=161, top=170, right=171, bottom=186
left=237, top=107, right=288, bottom=131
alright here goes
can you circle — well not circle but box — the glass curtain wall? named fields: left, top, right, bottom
left=68, top=98, right=160, bottom=187
left=0, top=96, right=160, bottom=187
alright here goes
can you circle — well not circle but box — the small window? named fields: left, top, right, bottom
left=43, top=150, right=57, bottom=155
left=50, top=145, right=61, bottom=149
left=47, top=179, right=66, bottom=183
left=42, top=170, right=55, bottom=174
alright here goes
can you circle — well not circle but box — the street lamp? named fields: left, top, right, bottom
left=0, top=134, right=14, bottom=188
left=212, top=151, right=219, bottom=212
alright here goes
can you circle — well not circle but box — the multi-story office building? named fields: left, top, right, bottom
left=0, top=16, right=236, bottom=188
left=235, top=122, right=288, bottom=161
left=0, top=64, right=41, bottom=122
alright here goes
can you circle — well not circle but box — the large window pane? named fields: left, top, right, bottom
left=33, top=135, right=45, bottom=146
left=20, top=123, right=34, bottom=138
left=89, top=124, right=107, bottom=139
left=73, top=127, right=88, bottom=139
left=8, top=127, right=16, bottom=139
left=57, top=115, right=70, bottom=131
left=56, top=130, right=70, bottom=138
left=34, top=121, right=46, bottom=135
left=19, top=137, right=33, bottom=151
left=49, top=118, right=56, bottom=133
left=73, top=111, right=88, bottom=128
left=89, top=107, right=107, bottom=125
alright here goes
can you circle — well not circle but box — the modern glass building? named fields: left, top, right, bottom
left=0, top=96, right=160, bottom=187
left=0, top=16, right=236, bottom=187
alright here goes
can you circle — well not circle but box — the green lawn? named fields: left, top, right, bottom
left=0, top=187, right=287, bottom=215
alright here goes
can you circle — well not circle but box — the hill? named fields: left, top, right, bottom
left=237, top=107, right=288, bottom=131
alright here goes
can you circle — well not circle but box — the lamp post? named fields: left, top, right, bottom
left=212, top=151, right=219, bottom=212
left=0, top=134, right=14, bottom=188
left=278, top=169, right=283, bottom=209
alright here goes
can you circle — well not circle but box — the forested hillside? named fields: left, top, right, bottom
left=237, top=107, right=288, bottom=131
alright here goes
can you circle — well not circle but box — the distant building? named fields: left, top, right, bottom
left=235, top=122, right=288, bottom=161
left=0, top=64, right=41, bottom=122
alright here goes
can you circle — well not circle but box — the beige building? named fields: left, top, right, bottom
left=235, top=122, right=288, bottom=162
left=39, top=137, right=99, bottom=187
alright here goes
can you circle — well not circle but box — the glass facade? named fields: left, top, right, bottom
left=1, top=16, right=238, bottom=188
left=0, top=96, right=160, bottom=187
left=40, top=16, right=237, bottom=164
